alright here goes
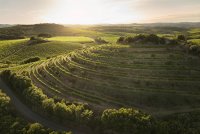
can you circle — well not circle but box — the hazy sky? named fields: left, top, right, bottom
left=0, top=0, right=200, bottom=24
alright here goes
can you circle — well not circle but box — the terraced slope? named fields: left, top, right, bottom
left=0, top=39, right=28, bottom=62
left=0, top=36, right=95, bottom=63
left=27, top=44, right=200, bottom=114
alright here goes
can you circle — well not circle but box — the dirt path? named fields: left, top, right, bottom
left=0, top=78, right=84, bottom=133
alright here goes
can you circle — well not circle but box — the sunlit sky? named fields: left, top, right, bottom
left=0, top=0, right=200, bottom=24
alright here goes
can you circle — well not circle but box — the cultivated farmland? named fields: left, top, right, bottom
left=27, top=44, right=200, bottom=115
left=1, top=23, right=200, bottom=134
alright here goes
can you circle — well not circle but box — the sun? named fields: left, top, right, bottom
left=42, top=0, right=105, bottom=24
left=41, top=0, right=142, bottom=24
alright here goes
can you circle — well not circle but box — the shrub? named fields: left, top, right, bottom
left=117, top=37, right=125, bottom=43
left=101, top=108, right=155, bottom=134
left=177, top=35, right=186, bottom=41
left=28, top=37, right=48, bottom=45
left=0, top=90, right=10, bottom=114
left=22, top=57, right=40, bottom=64
left=27, top=123, right=46, bottom=134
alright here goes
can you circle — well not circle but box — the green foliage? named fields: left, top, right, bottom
left=28, top=37, right=48, bottom=45
left=0, top=70, right=93, bottom=124
left=27, top=123, right=46, bottom=134
left=156, top=112, right=200, bottom=134
left=0, top=90, right=70, bottom=134
left=177, top=35, right=186, bottom=41
left=0, top=24, right=67, bottom=37
left=101, top=108, right=154, bottom=134
left=183, top=42, right=200, bottom=56
left=117, top=36, right=125, bottom=43
left=117, top=34, right=168, bottom=45
left=0, top=90, right=10, bottom=114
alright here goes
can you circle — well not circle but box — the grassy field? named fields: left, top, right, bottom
left=188, top=39, right=200, bottom=45
left=0, top=36, right=96, bottom=64
left=25, top=43, right=200, bottom=115
left=47, top=36, right=94, bottom=43
left=0, top=39, right=28, bottom=61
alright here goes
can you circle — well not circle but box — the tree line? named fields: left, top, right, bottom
left=0, top=90, right=71, bottom=134
left=0, top=70, right=93, bottom=124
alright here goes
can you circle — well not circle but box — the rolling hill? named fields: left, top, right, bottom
left=22, top=43, right=200, bottom=115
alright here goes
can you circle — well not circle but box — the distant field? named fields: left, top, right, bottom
left=188, top=39, right=200, bottom=45
left=188, top=28, right=200, bottom=34
left=188, top=28, right=200, bottom=40
left=0, top=39, right=28, bottom=62
left=101, top=36, right=119, bottom=43
left=26, top=44, right=200, bottom=115
left=47, top=36, right=94, bottom=43
left=0, top=37, right=96, bottom=63
left=4, top=41, right=87, bottom=63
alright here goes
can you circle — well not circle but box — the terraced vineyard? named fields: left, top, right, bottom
left=0, top=36, right=95, bottom=64
left=26, top=44, right=200, bottom=115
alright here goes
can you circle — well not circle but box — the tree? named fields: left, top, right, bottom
left=27, top=123, right=46, bottom=134
left=177, top=35, right=186, bottom=41
left=42, top=98, right=55, bottom=114
left=117, top=37, right=125, bottom=43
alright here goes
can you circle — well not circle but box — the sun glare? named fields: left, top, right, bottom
left=41, top=0, right=141, bottom=24
left=42, top=0, right=104, bottom=24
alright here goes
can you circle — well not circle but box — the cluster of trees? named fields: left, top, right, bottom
left=0, top=26, right=26, bottom=40
left=99, top=108, right=200, bottom=134
left=156, top=112, right=200, bottom=134
left=0, top=24, right=68, bottom=38
left=0, top=70, right=93, bottom=125
left=183, top=42, right=200, bottom=56
left=0, top=90, right=70, bottom=134
left=117, top=34, right=171, bottom=45
left=28, top=37, right=49, bottom=45
left=101, top=108, right=155, bottom=134
left=21, top=57, right=41, bottom=64
left=176, top=34, right=200, bottom=57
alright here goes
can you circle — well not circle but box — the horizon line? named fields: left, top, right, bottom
left=1, top=21, right=200, bottom=26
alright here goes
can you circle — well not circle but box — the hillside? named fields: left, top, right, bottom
left=0, top=24, right=200, bottom=134
left=0, top=36, right=94, bottom=64
left=22, top=43, right=200, bottom=115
